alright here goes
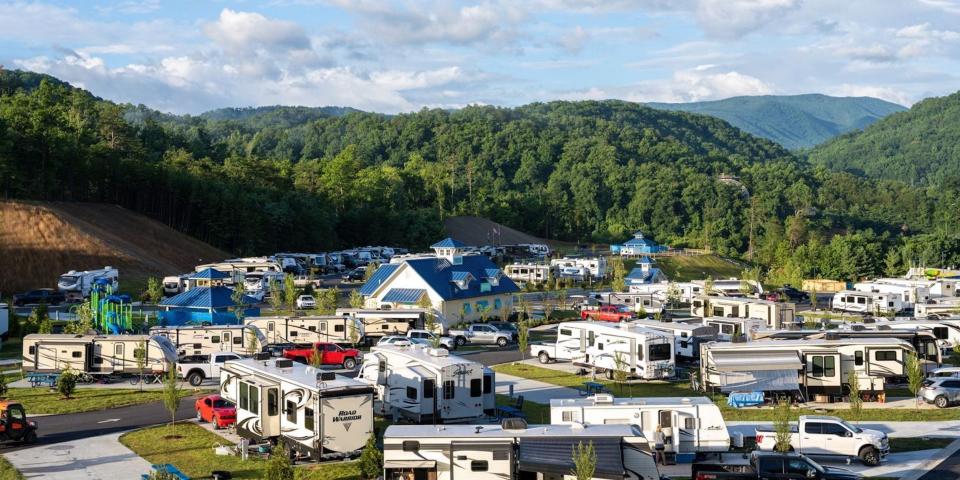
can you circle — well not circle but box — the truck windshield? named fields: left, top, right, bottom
left=839, top=420, right=862, bottom=434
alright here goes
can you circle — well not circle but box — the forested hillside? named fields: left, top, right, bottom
left=808, top=91, right=960, bottom=186
left=648, top=94, right=905, bottom=149
left=0, top=70, right=957, bottom=284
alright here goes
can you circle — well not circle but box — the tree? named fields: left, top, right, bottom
left=609, top=257, right=626, bottom=292
left=162, top=363, right=182, bottom=435
left=317, top=287, right=338, bottom=314
left=268, top=279, right=283, bottom=312
left=773, top=399, right=793, bottom=453
left=145, top=277, right=164, bottom=304
left=906, top=352, right=924, bottom=409
left=0, top=374, right=7, bottom=399
left=58, top=367, right=77, bottom=399
left=38, top=317, right=53, bottom=334
left=848, top=370, right=862, bottom=424
left=264, top=449, right=294, bottom=480
left=612, top=351, right=630, bottom=396
left=703, top=276, right=715, bottom=295
left=246, top=328, right=259, bottom=355
left=570, top=441, right=597, bottom=480
left=517, top=316, right=529, bottom=363
left=557, top=289, right=568, bottom=310
left=363, top=262, right=379, bottom=283
left=310, top=345, right=324, bottom=368
left=666, top=283, right=681, bottom=308
left=231, top=283, right=248, bottom=323
left=358, top=433, right=383, bottom=479
left=810, top=289, right=818, bottom=310
left=135, top=338, right=148, bottom=393
left=417, top=293, right=440, bottom=345
left=283, top=273, right=297, bottom=312
left=27, top=303, right=49, bottom=334
left=542, top=302, right=554, bottom=324
left=636, top=306, right=648, bottom=319
left=349, top=289, right=364, bottom=309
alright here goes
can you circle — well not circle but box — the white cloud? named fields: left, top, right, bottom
left=95, top=0, right=161, bottom=15
left=558, top=66, right=773, bottom=103
left=827, top=83, right=912, bottom=105
left=369, top=67, right=464, bottom=90
left=916, top=0, right=960, bottom=14
left=695, top=0, right=801, bottom=38
left=204, top=9, right=311, bottom=54
left=558, top=26, right=590, bottom=53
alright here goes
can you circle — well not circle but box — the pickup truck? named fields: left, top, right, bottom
left=406, top=329, right=456, bottom=349
left=580, top=305, right=634, bottom=322
left=178, top=352, right=243, bottom=386
left=447, top=324, right=513, bottom=347
left=692, top=451, right=861, bottom=480
left=755, top=415, right=888, bottom=466
left=283, top=342, right=362, bottom=369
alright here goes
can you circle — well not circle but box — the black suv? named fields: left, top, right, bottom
left=12, top=289, right=66, bottom=306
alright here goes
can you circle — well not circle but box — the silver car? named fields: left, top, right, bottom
left=921, top=377, right=960, bottom=408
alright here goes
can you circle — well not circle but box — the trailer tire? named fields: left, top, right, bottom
left=935, top=395, right=950, bottom=408
left=538, top=352, right=551, bottom=364
left=456, top=336, right=467, bottom=347
left=342, top=357, right=357, bottom=370
left=605, top=369, right=614, bottom=380
left=496, top=337, right=508, bottom=348
left=187, top=371, right=204, bottom=387
left=859, top=446, right=880, bottom=466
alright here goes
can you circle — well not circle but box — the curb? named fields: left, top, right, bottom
left=899, top=438, right=960, bottom=480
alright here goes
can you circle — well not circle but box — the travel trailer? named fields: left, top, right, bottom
left=604, top=293, right=666, bottom=315
left=692, top=278, right=763, bottom=297
left=882, top=275, right=958, bottom=298
left=243, top=271, right=285, bottom=301
left=335, top=308, right=424, bottom=343
left=702, top=317, right=767, bottom=341
left=699, top=338, right=916, bottom=399
left=550, top=256, right=607, bottom=279
left=751, top=328, right=941, bottom=367
left=691, top=296, right=797, bottom=329
left=195, top=258, right=282, bottom=284
left=854, top=281, right=930, bottom=308
left=858, top=320, right=960, bottom=356
left=628, top=282, right=703, bottom=304
left=220, top=356, right=374, bottom=461
left=531, top=321, right=675, bottom=380
left=246, top=316, right=363, bottom=345
left=162, top=274, right=191, bottom=296
left=503, top=263, right=552, bottom=285
left=57, top=266, right=119, bottom=301
left=915, top=297, right=960, bottom=318
left=627, top=319, right=716, bottom=359
left=22, top=334, right=177, bottom=376
left=382, top=422, right=662, bottom=480
left=551, top=394, right=729, bottom=462
left=357, top=344, right=494, bottom=423
left=149, top=325, right=267, bottom=357
left=832, top=290, right=905, bottom=314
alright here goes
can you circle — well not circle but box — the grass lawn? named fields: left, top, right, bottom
left=8, top=388, right=195, bottom=415
left=0, top=338, right=22, bottom=361
left=888, top=437, right=955, bottom=453
left=496, top=394, right=550, bottom=424
left=657, top=254, right=743, bottom=282
left=0, top=456, right=24, bottom=480
left=121, top=423, right=362, bottom=480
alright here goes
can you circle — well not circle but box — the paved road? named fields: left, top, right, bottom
left=919, top=448, right=960, bottom=480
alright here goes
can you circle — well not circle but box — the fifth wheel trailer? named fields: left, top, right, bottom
left=150, top=325, right=267, bottom=357
left=22, top=334, right=177, bottom=376
left=245, top=315, right=363, bottom=345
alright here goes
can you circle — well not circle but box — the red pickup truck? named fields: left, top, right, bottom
left=283, top=342, right=361, bottom=369
left=580, top=305, right=634, bottom=322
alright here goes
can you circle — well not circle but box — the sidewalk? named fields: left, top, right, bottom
left=3, top=432, right=151, bottom=479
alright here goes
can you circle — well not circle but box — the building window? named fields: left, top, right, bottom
left=470, top=379, right=482, bottom=397
left=304, top=408, right=315, bottom=432
left=423, top=379, right=435, bottom=399
left=443, top=380, right=454, bottom=399
left=406, top=387, right=417, bottom=400
left=286, top=400, right=297, bottom=423
left=471, top=461, right=488, bottom=472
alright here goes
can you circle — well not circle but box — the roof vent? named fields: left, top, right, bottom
left=428, top=348, right=449, bottom=357
left=274, top=358, right=293, bottom=369
left=591, top=393, right=615, bottom=404
left=318, top=372, right=337, bottom=381
left=501, top=418, right=528, bottom=431
left=253, top=352, right=271, bottom=361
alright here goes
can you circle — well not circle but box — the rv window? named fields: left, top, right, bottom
left=659, top=410, right=673, bottom=428
left=290, top=331, right=297, bottom=337
left=811, top=356, right=825, bottom=377
left=636, top=345, right=644, bottom=361
left=304, top=408, right=314, bottom=432
left=249, top=386, right=260, bottom=415
left=649, top=344, right=671, bottom=361
left=888, top=302, right=894, bottom=307
left=470, top=379, right=482, bottom=397
left=559, top=329, right=572, bottom=337
left=680, top=341, right=688, bottom=349
left=268, top=322, right=275, bottom=332
left=94, top=357, right=103, bottom=364
left=239, top=383, right=249, bottom=411
left=588, top=332, right=595, bottom=347
left=597, top=343, right=604, bottom=351
left=193, top=344, right=201, bottom=350
left=443, top=380, right=454, bottom=400
left=693, top=300, right=702, bottom=308
left=857, top=297, right=866, bottom=305
left=721, top=325, right=733, bottom=334
left=233, top=336, right=242, bottom=345
left=685, top=418, right=696, bottom=429
left=935, top=327, right=949, bottom=340
left=115, top=344, right=123, bottom=355
left=823, top=356, right=836, bottom=377
left=334, top=325, right=345, bottom=333
left=681, top=332, right=688, bottom=338
left=308, top=326, right=317, bottom=332
left=28, top=346, right=35, bottom=355
left=72, top=351, right=82, bottom=358
left=211, top=336, right=220, bottom=344
left=423, top=379, right=435, bottom=399
left=406, top=387, right=417, bottom=400
left=402, top=441, right=420, bottom=452
left=855, top=351, right=864, bottom=366
left=562, top=411, right=578, bottom=422
left=471, top=461, right=488, bottom=472
left=286, top=400, right=297, bottom=423
left=731, top=306, right=739, bottom=317
left=875, top=351, right=898, bottom=361
left=483, top=375, right=492, bottom=394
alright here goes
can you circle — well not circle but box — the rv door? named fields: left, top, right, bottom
left=658, top=410, right=679, bottom=453
left=113, top=343, right=125, bottom=372
left=451, top=441, right=513, bottom=480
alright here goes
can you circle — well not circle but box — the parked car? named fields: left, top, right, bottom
left=580, top=305, right=634, bottom=322
left=447, top=323, right=513, bottom=347
left=927, top=366, right=960, bottom=379
left=283, top=342, right=361, bottom=369
left=921, top=377, right=960, bottom=408
left=195, top=394, right=236, bottom=429
left=177, top=352, right=243, bottom=386
left=765, top=284, right=810, bottom=302
left=377, top=335, right=429, bottom=347
left=406, top=329, right=456, bottom=349
left=296, top=294, right=316, bottom=309
left=343, top=267, right=367, bottom=282
left=692, top=451, right=862, bottom=480
left=756, top=415, right=888, bottom=466
left=12, top=289, right=65, bottom=306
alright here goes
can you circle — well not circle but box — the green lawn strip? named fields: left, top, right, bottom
left=656, top=255, right=743, bottom=282
left=0, top=456, right=24, bottom=480
left=8, top=388, right=196, bottom=415
left=888, top=437, right=955, bottom=453
left=120, top=423, right=362, bottom=480
left=0, top=339, right=22, bottom=361
left=495, top=394, right=550, bottom=424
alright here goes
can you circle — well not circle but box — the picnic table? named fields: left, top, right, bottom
left=26, top=372, right=59, bottom=388
left=581, top=381, right=608, bottom=395
left=496, top=405, right=525, bottom=420
left=141, top=464, right=189, bottom=480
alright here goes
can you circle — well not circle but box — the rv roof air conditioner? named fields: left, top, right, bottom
left=501, top=418, right=528, bottom=431
left=591, top=393, right=615, bottom=404
left=317, top=372, right=337, bottom=382
left=427, top=348, right=449, bottom=357
left=274, top=358, right=293, bottom=369
left=253, top=352, right=271, bottom=361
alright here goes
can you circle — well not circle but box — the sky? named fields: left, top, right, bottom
left=1, top=0, right=959, bottom=114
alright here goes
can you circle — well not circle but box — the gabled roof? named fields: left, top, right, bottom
left=359, top=263, right=399, bottom=296
left=484, top=268, right=502, bottom=279
left=191, top=268, right=230, bottom=280
left=404, top=255, right=519, bottom=301
left=626, top=267, right=665, bottom=283
left=160, top=286, right=257, bottom=309
left=450, top=271, right=474, bottom=283
left=623, top=237, right=656, bottom=247
left=431, top=237, right=467, bottom=249
left=638, top=256, right=654, bottom=264
left=381, top=288, right=426, bottom=304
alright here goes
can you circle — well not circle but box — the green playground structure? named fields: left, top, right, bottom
left=84, top=278, right=133, bottom=334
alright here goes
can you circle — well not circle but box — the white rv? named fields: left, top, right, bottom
left=692, top=278, right=763, bottom=297
left=627, top=319, right=716, bottom=359
left=503, top=263, right=552, bottom=285
left=702, top=316, right=767, bottom=341
left=243, top=271, right=285, bottom=301
left=357, top=344, right=494, bottom=423
left=878, top=276, right=957, bottom=298
left=859, top=320, right=960, bottom=356
left=531, top=321, right=675, bottom=380
left=915, top=297, right=960, bottom=318
left=22, top=334, right=177, bottom=376
left=551, top=394, right=729, bottom=461
left=220, top=356, right=374, bottom=461
left=150, top=325, right=267, bottom=357
left=57, top=266, right=119, bottom=301
left=383, top=422, right=661, bottom=480
left=162, top=274, right=191, bottom=296
left=245, top=316, right=363, bottom=345
left=195, top=258, right=282, bottom=284
left=751, top=327, right=941, bottom=367
left=691, top=296, right=797, bottom=329
left=854, top=281, right=930, bottom=309
left=699, top=338, right=915, bottom=399
left=550, top=256, right=607, bottom=279
left=335, top=308, right=424, bottom=343
left=832, top=290, right=905, bottom=314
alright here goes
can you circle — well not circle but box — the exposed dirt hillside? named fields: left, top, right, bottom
left=0, top=201, right=230, bottom=294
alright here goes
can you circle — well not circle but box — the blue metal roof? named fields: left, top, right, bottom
left=625, top=267, right=665, bottom=284
left=404, top=255, right=520, bottom=301
left=159, top=286, right=257, bottom=309
left=623, top=237, right=655, bottom=247
left=484, top=268, right=502, bottom=278
left=451, top=271, right=474, bottom=283
left=638, top=256, right=654, bottom=264
left=191, top=268, right=230, bottom=280
left=382, top=288, right=426, bottom=304
left=359, top=263, right=399, bottom=296
left=431, top=237, right=467, bottom=249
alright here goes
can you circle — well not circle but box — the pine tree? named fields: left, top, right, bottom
left=571, top=441, right=597, bottom=480
left=163, top=363, right=182, bottom=435
left=773, top=399, right=793, bottom=452
left=358, top=433, right=383, bottom=479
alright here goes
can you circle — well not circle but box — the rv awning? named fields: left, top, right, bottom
left=712, top=351, right=802, bottom=372
left=719, top=370, right=799, bottom=393
left=518, top=438, right=624, bottom=480
left=384, top=460, right=436, bottom=469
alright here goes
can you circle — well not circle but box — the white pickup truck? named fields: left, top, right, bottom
left=177, top=352, right=242, bottom=386
left=755, top=415, right=889, bottom=466
left=447, top=324, right=513, bottom=347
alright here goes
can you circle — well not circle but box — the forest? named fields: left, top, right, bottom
left=1, top=69, right=958, bottom=284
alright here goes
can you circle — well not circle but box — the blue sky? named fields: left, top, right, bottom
left=2, top=0, right=959, bottom=114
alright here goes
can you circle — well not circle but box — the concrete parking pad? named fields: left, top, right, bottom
left=3, top=431, right=150, bottom=479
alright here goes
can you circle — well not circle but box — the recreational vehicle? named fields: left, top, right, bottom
left=57, top=266, right=119, bottom=301
left=243, top=271, right=285, bottom=301
left=22, top=334, right=177, bottom=376
left=915, top=297, right=960, bottom=318
left=692, top=278, right=763, bottom=297
left=832, top=290, right=905, bottom=314
left=195, top=258, right=282, bottom=283
left=149, top=325, right=267, bottom=357
left=551, top=394, right=729, bottom=461
left=382, top=422, right=661, bottom=480
left=627, top=319, right=716, bottom=359
left=357, top=344, right=493, bottom=423
left=531, top=321, right=675, bottom=380
left=245, top=316, right=363, bottom=345
left=701, top=316, right=767, bottom=341
left=699, top=338, right=916, bottom=399
left=691, top=296, right=797, bottom=329
left=220, top=356, right=374, bottom=461
left=162, top=274, right=192, bottom=296
left=628, top=282, right=703, bottom=304
left=503, top=263, right=552, bottom=285
left=751, top=328, right=941, bottom=367
left=550, top=256, right=607, bottom=279
left=854, top=281, right=930, bottom=308
left=878, top=276, right=957, bottom=298
left=605, top=293, right=666, bottom=315
left=335, top=308, right=424, bottom=343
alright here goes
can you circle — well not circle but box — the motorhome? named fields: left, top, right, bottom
left=162, top=274, right=191, bottom=296
left=551, top=394, right=729, bottom=462
left=245, top=315, right=363, bottom=345
left=149, top=325, right=267, bottom=357
left=692, top=278, right=763, bottom=297
left=627, top=319, right=716, bottom=359
left=699, top=338, right=916, bottom=400
left=503, top=263, right=552, bottom=285
left=382, top=422, right=661, bottom=480
left=691, top=296, right=797, bottom=329
left=220, top=356, right=374, bottom=461
left=854, top=281, right=930, bottom=308
left=357, top=344, right=494, bottom=423
left=915, top=297, right=960, bottom=318
left=242, top=271, right=285, bottom=301
left=751, top=328, right=941, bottom=367
left=531, top=321, right=675, bottom=380
left=517, top=243, right=551, bottom=257
left=831, top=290, right=905, bottom=314
left=335, top=308, right=424, bottom=343
left=57, top=266, right=119, bottom=301
left=22, top=334, right=177, bottom=377
left=550, top=256, right=607, bottom=279
left=628, top=282, right=703, bottom=304
left=701, top=316, right=767, bottom=341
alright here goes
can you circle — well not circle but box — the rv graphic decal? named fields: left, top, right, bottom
left=453, top=364, right=474, bottom=376
left=236, top=417, right=263, bottom=436
left=333, top=410, right=362, bottom=423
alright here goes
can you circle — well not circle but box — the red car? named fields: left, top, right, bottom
left=283, top=342, right=361, bottom=369
left=580, top=305, right=634, bottom=322
left=195, top=394, right=236, bottom=429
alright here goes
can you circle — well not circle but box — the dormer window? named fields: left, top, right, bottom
left=451, top=271, right=474, bottom=290
left=484, top=268, right=502, bottom=286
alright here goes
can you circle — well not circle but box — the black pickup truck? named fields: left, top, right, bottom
left=692, top=451, right=862, bottom=480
